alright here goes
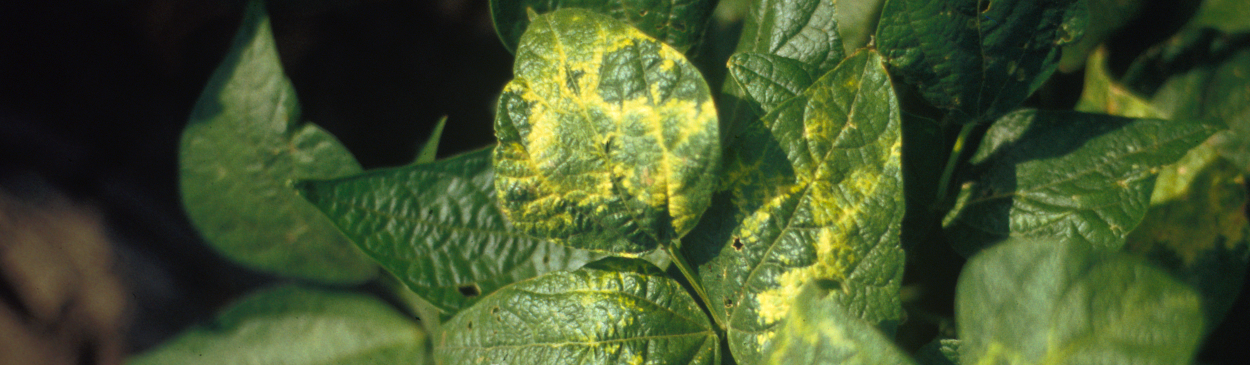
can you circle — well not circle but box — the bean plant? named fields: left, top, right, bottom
left=130, top=0, right=1250, bottom=364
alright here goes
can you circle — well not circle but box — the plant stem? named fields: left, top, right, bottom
left=664, top=242, right=724, bottom=330
left=934, top=123, right=977, bottom=208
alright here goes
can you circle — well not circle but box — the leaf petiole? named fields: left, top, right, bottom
left=934, top=123, right=977, bottom=208
left=664, top=242, right=724, bottom=330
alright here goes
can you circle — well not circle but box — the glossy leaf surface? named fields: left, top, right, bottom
left=876, top=0, right=1087, bottom=123
left=178, top=1, right=375, bottom=283
left=957, top=239, right=1204, bottom=364
left=732, top=0, right=845, bottom=73
left=760, top=283, right=915, bottom=365
left=726, top=52, right=819, bottom=115
left=129, top=286, right=427, bottom=365
left=721, top=0, right=846, bottom=139
left=435, top=258, right=718, bottom=365
left=943, top=110, right=1222, bottom=256
left=685, top=50, right=904, bottom=364
left=493, top=9, right=720, bottom=254
left=489, top=0, right=716, bottom=54
left=299, top=148, right=603, bottom=318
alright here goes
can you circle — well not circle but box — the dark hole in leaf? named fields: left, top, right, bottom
left=426, top=208, right=434, bottom=216
left=458, top=284, right=481, bottom=297
left=813, top=279, right=842, bottom=292
left=723, top=298, right=733, bottom=308
left=638, top=9, right=647, bottom=16
left=732, top=237, right=743, bottom=251
left=542, top=255, right=550, bottom=264
left=978, top=0, right=991, bottom=13
left=467, top=320, right=473, bottom=330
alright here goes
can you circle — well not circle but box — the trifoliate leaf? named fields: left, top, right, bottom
left=493, top=9, right=720, bottom=255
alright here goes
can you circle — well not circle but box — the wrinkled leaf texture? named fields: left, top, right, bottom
left=876, top=0, right=1087, bottom=123
left=943, top=109, right=1222, bottom=256
left=493, top=8, right=721, bottom=255
left=684, top=49, right=905, bottom=364
left=299, top=147, right=604, bottom=319
left=435, top=258, right=718, bottom=365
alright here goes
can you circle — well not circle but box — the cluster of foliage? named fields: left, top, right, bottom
left=130, top=0, right=1250, bottom=364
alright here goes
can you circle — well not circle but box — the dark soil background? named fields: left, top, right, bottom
left=0, top=0, right=1246, bottom=363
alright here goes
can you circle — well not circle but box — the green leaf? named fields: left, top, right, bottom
left=942, top=110, right=1222, bottom=256
left=128, top=285, right=428, bottom=365
left=298, top=147, right=605, bottom=319
left=733, top=0, right=845, bottom=73
left=1125, top=143, right=1250, bottom=331
left=178, top=0, right=375, bottom=283
left=760, top=282, right=916, bottom=365
left=685, top=50, right=905, bottom=364
left=414, top=116, right=447, bottom=164
left=915, top=339, right=961, bottom=365
left=1126, top=30, right=1250, bottom=172
left=956, top=239, right=1205, bottom=364
left=720, top=0, right=846, bottom=139
left=726, top=52, right=820, bottom=114
left=876, top=0, right=1087, bottom=123
left=489, top=0, right=716, bottom=54
left=492, top=9, right=721, bottom=255
left=434, top=258, right=719, bottom=365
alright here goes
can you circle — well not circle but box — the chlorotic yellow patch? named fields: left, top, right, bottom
left=492, top=9, right=719, bottom=254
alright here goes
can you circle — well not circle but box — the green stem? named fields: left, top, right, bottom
left=664, top=242, right=724, bottom=330
left=934, top=123, right=977, bottom=208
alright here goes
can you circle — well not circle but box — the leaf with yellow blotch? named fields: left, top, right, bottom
left=492, top=8, right=720, bottom=255
left=761, top=282, right=915, bottom=365
left=682, top=49, right=905, bottom=364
